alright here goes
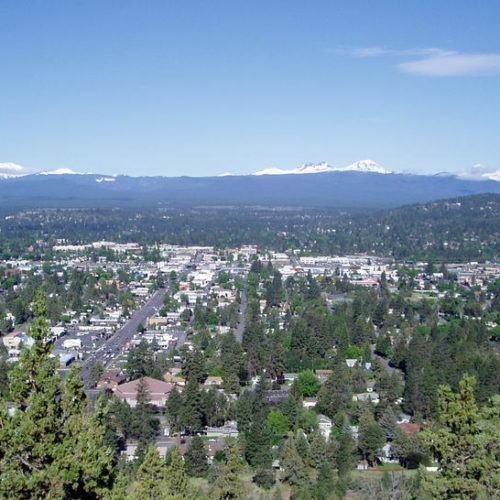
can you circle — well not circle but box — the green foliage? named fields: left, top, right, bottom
left=280, top=436, right=308, bottom=489
left=185, top=436, right=209, bottom=477
left=419, top=374, right=500, bottom=498
left=267, top=410, right=289, bottom=444
left=0, top=293, right=114, bottom=498
left=297, top=369, right=321, bottom=397
left=358, top=411, right=385, bottom=466
left=210, top=443, right=246, bottom=500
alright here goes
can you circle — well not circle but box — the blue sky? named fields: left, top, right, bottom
left=1, top=1, right=499, bottom=177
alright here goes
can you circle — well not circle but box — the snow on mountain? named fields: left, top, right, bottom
left=253, top=167, right=293, bottom=176
left=337, top=160, right=392, bottom=174
left=252, top=159, right=391, bottom=176
left=96, top=177, right=116, bottom=183
left=458, top=163, right=500, bottom=182
left=39, top=168, right=86, bottom=175
left=0, top=162, right=30, bottom=179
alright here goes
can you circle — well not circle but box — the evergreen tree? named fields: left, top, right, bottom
left=165, top=386, right=183, bottom=432
left=132, top=444, right=167, bottom=499
left=358, top=411, right=385, bottom=466
left=313, top=462, right=339, bottom=500
left=244, top=411, right=272, bottom=468
left=378, top=405, right=398, bottom=441
left=210, top=443, right=246, bottom=500
left=180, top=379, right=204, bottom=433
left=126, top=340, right=155, bottom=380
left=316, top=361, right=352, bottom=425
left=0, top=293, right=114, bottom=498
left=335, top=424, right=357, bottom=478
left=181, top=347, right=207, bottom=384
left=185, top=436, right=209, bottom=477
left=235, top=390, right=253, bottom=433
left=165, top=446, right=192, bottom=499
left=420, top=375, right=500, bottom=498
left=280, top=436, right=308, bottom=489
left=131, top=378, right=159, bottom=461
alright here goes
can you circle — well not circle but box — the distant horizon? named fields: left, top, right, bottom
left=1, top=2, right=499, bottom=178
left=1, top=158, right=499, bottom=182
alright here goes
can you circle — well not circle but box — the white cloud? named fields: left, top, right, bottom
left=343, top=46, right=500, bottom=76
left=348, top=47, right=445, bottom=58
left=400, top=52, right=500, bottom=76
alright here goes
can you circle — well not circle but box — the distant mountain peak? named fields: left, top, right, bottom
left=458, top=163, right=500, bottom=182
left=0, top=162, right=30, bottom=179
left=341, top=159, right=392, bottom=174
left=251, top=159, right=391, bottom=176
left=39, top=168, right=86, bottom=175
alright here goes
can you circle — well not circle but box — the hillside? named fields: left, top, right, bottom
left=0, top=193, right=498, bottom=262
left=0, top=170, right=499, bottom=210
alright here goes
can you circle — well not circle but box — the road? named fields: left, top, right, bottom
left=80, top=287, right=167, bottom=386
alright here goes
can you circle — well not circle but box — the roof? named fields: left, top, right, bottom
left=114, top=376, right=175, bottom=401
left=398, top=423, right=421, bottom=435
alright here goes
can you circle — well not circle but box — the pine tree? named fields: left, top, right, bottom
left=358, top=410, right=385, bottom=466
left=131, top=378, right=159, bottom=461
left=0, top=293, right=114, bottom=498
left=180, top=379, right=204, bottom=433
left=420, top=375, right=500, bottom=498
left=210, top=443, right=246, bottom=499
left=335, top=424, right=357, bottom=478
left=165, top=446, right=192, bottom=499
left=244, top=411, right=272, bottom=468
left=378, top=405, right=397, bottom=440
left=281, top=436, right=308, bottom=489
left=165, top=386, right=183, bottom=432
left=132, top=444, right=168, bottom=499
left=185, top=436, right=208, bottom=477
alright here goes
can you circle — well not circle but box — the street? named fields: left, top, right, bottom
left=80, top=287, right=167, bottom=386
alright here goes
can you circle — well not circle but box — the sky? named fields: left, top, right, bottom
left=1, top=1, right=499, bottom=178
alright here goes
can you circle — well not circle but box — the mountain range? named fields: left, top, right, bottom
left=0, top=163, right=499, bottom=211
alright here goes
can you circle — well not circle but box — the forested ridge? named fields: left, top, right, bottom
left=0, top=193, right=499, bottom=261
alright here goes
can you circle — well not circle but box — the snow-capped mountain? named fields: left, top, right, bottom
left=252, top=159, right=392, bottom=176
left=0, top=162, right=30, bottom=179
left=39, top=168, right=86, bottom=175
left=0, top=164, right=498, bottom=210
left=458, top=164, right=500, bottom=182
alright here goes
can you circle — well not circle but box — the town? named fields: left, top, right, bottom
left=1, top=238, right=499, bottom=490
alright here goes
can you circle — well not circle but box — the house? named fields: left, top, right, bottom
left=163, top=372, right=186, bottom=386
left=315, top=369, right=333, bottom=384
left=398, top=422, right=421, bottom=436
left=113, top=376, right=176, bottom=408
left=97, top=370, right=125, bottom=389
left=302, top=397, right=317, bottom=409
left=202, top=376, right=223, bottom=388
left=2, top=331, right=34, bottom=350
left=317, top=414, right=333, bottom=439
left=206, top=421, right=239, bottom=438
left=378, top=443, right=399, bottom=464
left=354, top=392, right=380, bottom=404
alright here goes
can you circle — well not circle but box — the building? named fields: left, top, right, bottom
left=113, top=376, right=176, bottom=408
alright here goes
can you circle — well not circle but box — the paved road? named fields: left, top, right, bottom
left=80, top=287, right=167, bottom=386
